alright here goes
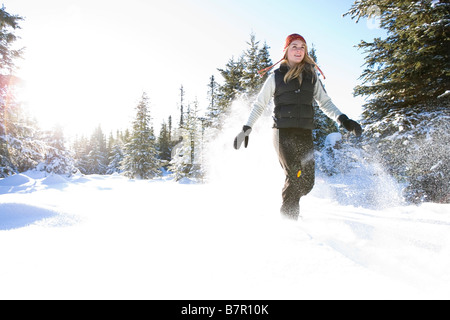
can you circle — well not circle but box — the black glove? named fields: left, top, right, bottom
left=233, top=125, right=252, bottom=149
left=337, top=114, right=362, bottom=137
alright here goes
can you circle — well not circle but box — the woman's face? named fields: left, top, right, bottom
left=286, top=40, right=306, bottom=66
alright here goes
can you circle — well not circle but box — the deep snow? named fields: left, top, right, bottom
left=1, top=168, right=449, bottom=299
left=1, top=105, right=450, bottom=300
left=0, top=171, right=450, bottom=299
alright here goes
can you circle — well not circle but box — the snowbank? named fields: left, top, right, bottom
left=0, top=203, right=57, bottom=230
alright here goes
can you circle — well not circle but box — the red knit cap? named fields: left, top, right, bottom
left=283, top=33, right=306, bottom=50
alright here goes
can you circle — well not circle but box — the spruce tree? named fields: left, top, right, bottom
left=87, top=125, right=107, bottom=174
left=205, top=75, right=221, bottom=128
left=106, top=131, right=124, bottom=174
left=345, top=0, right=450, bottom=203
left=168, top=100, right=203, bottom=181
left=38, top=125, right=76, bottom=176
left=167, top=115, right=172, bottom=142
left=72, top=135, right=90, bottom=174
left=157, top=119, right=172, bottom=167
left=0, top=8, right=46, bottom=176
left=121, top=92, right=160, bottom=179
left=241, top=33, right=273, bottom=96
left=217, top=55, right=245, bottom=115
left=309, top=45, right=339, bottom=150
left=345, top=0, right=450, bottom=120
left=14, top=114, right=45, bottom=172
left=0, top=7, right=23, bottom=177
left=215, top=33, right=273, bottom=123
left=179, top=85, right=185, bottom=128
left=0, top=7, right=23, bottom=72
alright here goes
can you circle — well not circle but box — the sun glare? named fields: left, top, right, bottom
left=15, top=30, right=120, bottom=138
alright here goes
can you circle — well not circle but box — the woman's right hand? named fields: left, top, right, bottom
left=233, top=126, right=252, bottom=149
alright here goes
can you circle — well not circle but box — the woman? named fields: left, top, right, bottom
left=234, top=33, right=362, bottom=220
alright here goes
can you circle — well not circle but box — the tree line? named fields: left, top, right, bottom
left=1, top=1, right=449, bottom=203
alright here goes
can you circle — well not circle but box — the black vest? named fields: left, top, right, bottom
left=273, top=65, right=316, bottom=129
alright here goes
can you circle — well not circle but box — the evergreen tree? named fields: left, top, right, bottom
left=107, top=142, right=124, bottom=174
left=0, top=7, right=24, bottom=177
left=216, top=55, right=245, bottom=115
left=309, top=45, right=339, bottom=150
left=169, top=100, right=202, bottom=181
left=345, top=0, right=450, bottom=121
left=87, top=125, right=107, bottom=174
left=0, top=6, right=23, bottom=73
left=0, top=77, right=45, bottom=174
left=205, top=75, right=220, bottom=128
left=72, top=135, right=90, bottom=174
left=214, top=33, right=273, bottom=127
left=345, top=0, right=450, bottom=203
left=167, top=115, right=172, bottom=142
left=12, top=112, right=45, bottom=172
left=241, top=33, right=272, bottom=96
left=179, top=85, right=185, bottom=128
left=72, top=126, right=108, bottom=175
left=121, top=92, right=161, bottom=179
left=38, top=125, right=76, bottom=176
left=87, top=143, right=106, bottom=174
left=157, top=118, right=172, bottom=167
left=106, top=131, right=124, bottom=174
left=106, top=131, right=115, bottom=164
left=0, top=9, right=45, bottom=176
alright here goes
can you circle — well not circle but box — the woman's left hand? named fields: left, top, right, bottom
left=338, top=114, right=363, bottom=137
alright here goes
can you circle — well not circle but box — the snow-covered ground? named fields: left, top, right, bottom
left=1, top=165, right=449, bottom=299
left=1, top=107, right=449, bottom=300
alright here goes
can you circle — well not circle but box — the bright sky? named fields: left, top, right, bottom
left=6, top=0, right=385, bottom=138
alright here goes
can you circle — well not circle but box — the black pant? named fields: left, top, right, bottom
left=273, top=128, right=315, bottom=219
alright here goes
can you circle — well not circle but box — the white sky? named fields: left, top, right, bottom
left=5, top=0, right=385, bottom=138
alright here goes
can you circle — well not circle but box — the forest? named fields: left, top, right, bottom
left=1, top=0, right=449, bottom=203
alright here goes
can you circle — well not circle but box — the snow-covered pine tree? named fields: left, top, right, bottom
left=0, top=7, right=23, bottom=73
left=168, top=100, right=203, bottom=181
left=345, top=0, right=450, bottom=203
left=106, top=131, right=125, bottom=174
left=345, top=0, right=449, bottom=120
left=0, top=76, right=18, bottom=176
left=241, top=33, right=273, bottom=97
left=0, top=104, right=15, bottom=177
left=157, top=119, right=172, bottom=168
left=86, top=125, right=107, bottom=174
left=106, top=142, right=124, bottom=174
left=216, top=55, right=245, bottom=116
left=72, top=135, right=90, bottom=174
left=121, top=92, right=161, bottom=179
left=179, top=85, right=185, bottom=128
left=10, top=110, right=45, bottom=172
left=0, top=75, right=46, bottom=174
left=213, top=33, right=273, bottom=129
left=309, top=45, right=339, bottom=150
left=204, top=75, right=221, bottom=129
left=38, top=125, right=76, bottom=176
left=0, top=7, right=25, bottom=177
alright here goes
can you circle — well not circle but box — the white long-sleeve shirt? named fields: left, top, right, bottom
left=245, top=72, right=343, bottom=128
